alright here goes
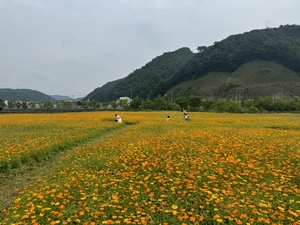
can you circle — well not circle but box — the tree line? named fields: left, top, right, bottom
left=2, top=95, right=300, bottom=113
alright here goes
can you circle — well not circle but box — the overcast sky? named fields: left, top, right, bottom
left=1, top=0, right=300, bottom=98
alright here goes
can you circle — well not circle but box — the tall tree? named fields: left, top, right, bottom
left=130, top=97, right=142, bottom=110
left=7, top=101, right=15, bottom=109
left=42, top=101, right=54, bottom=111
left=89, top=100, right=100, bottom=109
left=153, top=95, right=166, bottom=110
left=111, top=101, right=119, bottom=109
left=176, top=97, right=188, bottom=110
left=143, top=99, right=153, bottom=110
left=197, top=46, right=207, bottom=52
left=215, top=99, right=228, bottom=112
left=22, top=101, right=28, bottom=109
left=119, top=99, right=129, bottom=109
left=188, top=95, right=202, bottom=111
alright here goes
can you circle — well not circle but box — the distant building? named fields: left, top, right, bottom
left=117, top=97, right=132, bottom=103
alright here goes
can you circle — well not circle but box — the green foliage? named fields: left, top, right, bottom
left=244, top=99, right=255, bottom=109
left=175, top=97, right=188, bottom=110
left=219, top=78, right=241, bottom=93
left=256, top=96, right=273, bottom=111
left=202, top=100, right=214, bottom=111
left=102, top=118, right=115, bottom=122
left=247, top=106, right=260, bottom=113
left=119, top=99, right=129, bottom=109
left=290, top=96, right=300, bottom=111
left=80, top=101, right=89, bottom=110
left=197, top=46, right=207, bottom=52
left=85, top=48, right=195, bottom=102
left=272, top=98, right=288, bottom=112
left=142, top=99, right=153, bottom=110
left=215, top=99, right=228, bottom=112
left=85, top=26, right=300, bottom=103
left=15, top=102, right=22, bottom=109
left=130, top=97, right=142, bottom=110
left=89, top=100, right=100, bottom=109
left=244, top=99, right=259, bottom=113
left=188, top=95, right=202, bottom=111
left=7, top=101, right=14, bottom=109
left=21, top=101, right=28, bottom=109
left=166, top=102, right=181, bottom=111
left=0, top=100, right=6, bottom=109
left=101, top=102, right=109, bottom=108
left=124, top=120, right=139, bottom=125
left=62, top=101, right=73, bottom=110
left=43, top=101, right=54, bottom=110
left=227, top=99, right=241, bottom=113
left=83, top=78, right=124, bottom=102
left=110, top=101, right=118, bottom=109
left=152, top=95, right=166, bottom=110
left=165, top=25, right=300, bottom=93
left=28, top=101, right=36, bottom=109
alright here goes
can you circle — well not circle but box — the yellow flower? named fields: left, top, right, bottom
left=171, top=204, right=178, bottom=210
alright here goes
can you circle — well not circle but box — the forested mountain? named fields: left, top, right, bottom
left=86, top=24, right=300, bottom=102
left=161, top=25, right=300, bottom=94
left=85, top=78, right=125, bottom=101
left=84, top=47, right=195, bottom=101
left=0, top=89, right=55, bottom=102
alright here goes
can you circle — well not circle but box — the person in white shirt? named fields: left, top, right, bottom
left=115, top=114, right=122, bottom=123
left=183, top=113, right=188, bottom=120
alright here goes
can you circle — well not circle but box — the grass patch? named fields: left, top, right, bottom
left=265, top=125, right=300, bottom=130
left=124, top=120, right=139, bottom=125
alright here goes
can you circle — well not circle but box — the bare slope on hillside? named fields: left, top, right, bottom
left=167, top=60, right=300, bottom=100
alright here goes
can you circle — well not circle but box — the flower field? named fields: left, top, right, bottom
left=0, top=112, right=122, bottom=171
left=1, top=112, right=300, bottom=224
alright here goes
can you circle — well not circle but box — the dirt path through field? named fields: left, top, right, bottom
left=0, top=125, right=127, bottom=214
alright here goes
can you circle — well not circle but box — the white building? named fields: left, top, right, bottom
left=117, top=96, right=132, bottom=103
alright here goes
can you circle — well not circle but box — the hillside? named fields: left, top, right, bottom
left=161, top=25, right=300, bottom=94
left=85, top=24, right=300, bottom=102
left=84, top=47, right=195, bottom=102
left=167, top=60, right=300, bottom=100
left=0, top=89, right=56, bottom=102
left=50, top=95, right=72, bottom=101
left=85, top=78, right=125, bottom=102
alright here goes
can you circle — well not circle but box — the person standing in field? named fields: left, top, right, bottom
left=183, top=113, right=188, bottom=120
left=166, top=116, right=170, bottom=121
